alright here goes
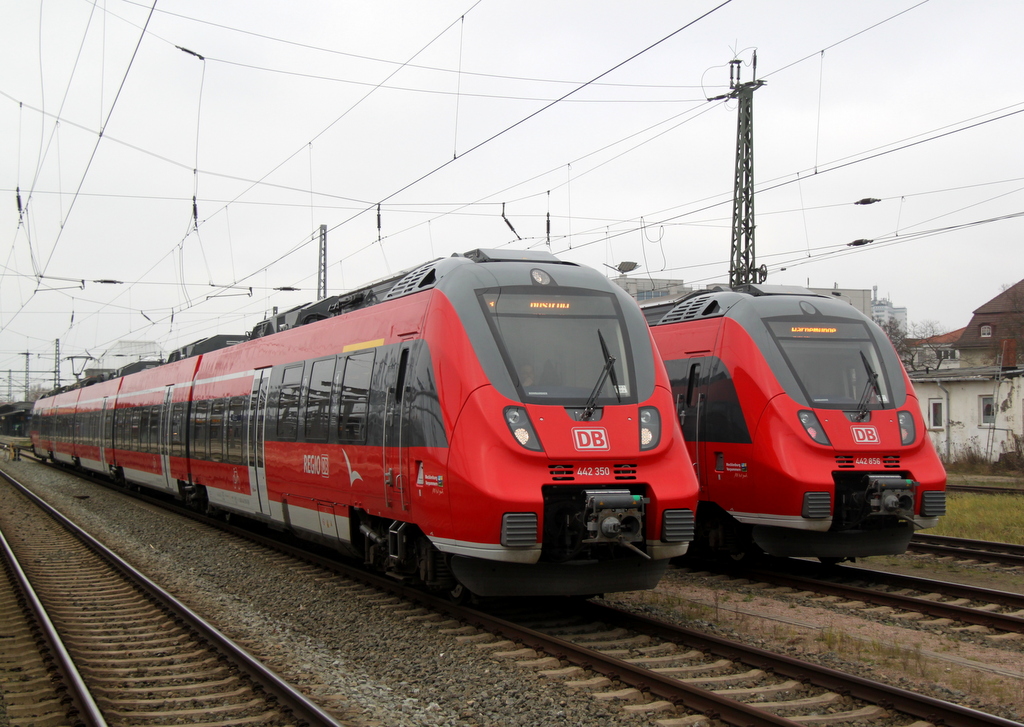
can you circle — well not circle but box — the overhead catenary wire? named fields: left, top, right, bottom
left=2, top=0, right=1019, bottom=373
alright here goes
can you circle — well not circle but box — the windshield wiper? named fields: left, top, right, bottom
left=581, top=330, right=620, bottom=420
left=854, top=350, right=882, bottom=422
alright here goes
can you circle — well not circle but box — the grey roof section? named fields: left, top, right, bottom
left=909, top=365, right=1023, bottom=382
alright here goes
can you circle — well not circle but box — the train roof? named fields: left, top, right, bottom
left=643, top=284, right=847, bottom=327
left=41, top=248, right=579, bottom=398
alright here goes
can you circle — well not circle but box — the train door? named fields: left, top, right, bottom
left=159, top=386, right=174, bottom=491
left=247, top=369, right=272, bottom=517
left=675, top=357, right=709, bottom=496
left=382, top=346, right=411, bottom=512
left=98, top=397, right=111, bottom=471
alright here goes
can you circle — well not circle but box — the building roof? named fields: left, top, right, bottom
left=957, top=279, right=1024, bottom=350
left=912, top=326, right=965, bottom=347
left=909, top=365, right=1022, bottom=383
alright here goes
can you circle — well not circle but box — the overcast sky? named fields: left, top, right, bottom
left=2, top=0, right=1022, bottom=393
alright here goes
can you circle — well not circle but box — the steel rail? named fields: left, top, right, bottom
left=809, top=561, right=1024, bottom=610
left=0, top=468, right=343, bottom=727
left=740, top=567, right=1024, bottom=633
left=573, top=600, right=1024, bottom=727
left=23, top=460, right=1024, bottom=727
left=912, top=533, right=1024, bottom=557
left=946, top=484, right=1024, bottom=495
left=907, top=535, right=1024, bottom=567
left=0, top=521, right=109, bottom=727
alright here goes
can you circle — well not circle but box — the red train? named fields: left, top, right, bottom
left=644, top=284, right=946, bottom=562
left=31, top=249, right=698, bottom=597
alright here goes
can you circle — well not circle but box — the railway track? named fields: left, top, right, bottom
left=682, top=559, right=1024, bottom=636
left=946, top=483, right=1024, bottom=495
left=0, top=468, right=342, bottom=727
left=18, top=460, right=1022, bottom=727
left=908, top=533, right=1024, bottom=567
left=465, top=596, right=1024, bottom=727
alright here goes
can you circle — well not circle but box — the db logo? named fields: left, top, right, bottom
left=573, top=428, right=610, bottom=451
left=850, top=425, right=880, bottom=444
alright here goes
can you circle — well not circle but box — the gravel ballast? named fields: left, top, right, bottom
left=0, top=459, right=662, bottom=727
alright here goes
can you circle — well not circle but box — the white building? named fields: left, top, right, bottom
left=910, top=366, right=1023, bottom=464
left=872, top=286, right=908, bottom=331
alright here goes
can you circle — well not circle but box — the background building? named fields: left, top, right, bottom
left=872, top=286, right=908, bottom=331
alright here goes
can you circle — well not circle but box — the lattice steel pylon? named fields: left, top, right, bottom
left=725, top=56, right=765, bottom=287
left=316, top=224, right=327, bottom=301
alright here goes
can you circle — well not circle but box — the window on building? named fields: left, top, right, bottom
left=980, top=395, right=995, bottom=425
left=929, top=399, right=944, bottom=429
left=980, top=324, right=993, bottom=338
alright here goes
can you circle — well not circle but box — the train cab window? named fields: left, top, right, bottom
left=304, top=358, right=336, bottom=441
left=209, top=399, right=226, bottom=462
left=277, top=365, right=304, bottom=440
left=192, top=400, right=210, bottom=460
left=765, top=319, right=893, bottom=411
left=478, top=288, right=634, bottom=406
left=338, top=351, right=374, bottom=443
left=226, top=397, right=245, bottom=463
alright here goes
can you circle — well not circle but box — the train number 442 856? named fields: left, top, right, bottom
left=854, top=457, right=883, bottom=466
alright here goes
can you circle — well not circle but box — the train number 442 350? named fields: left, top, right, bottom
left=576, top=466, right=611, bottom=477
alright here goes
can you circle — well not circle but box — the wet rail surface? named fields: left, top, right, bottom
left=0, top=467, right=342, bottom=727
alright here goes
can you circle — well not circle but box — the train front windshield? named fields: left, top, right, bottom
left=765, top=319, right=893, bottom=411
left=479, top=288, right=635, bottom=405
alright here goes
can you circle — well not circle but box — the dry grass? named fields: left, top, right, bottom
left=930, top=493, right=1024, bottom=544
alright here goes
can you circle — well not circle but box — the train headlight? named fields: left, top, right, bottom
left=504, top=406, right=543, bottom=452
left=897, top=411, right=916, bottom=445
left=639, top=406, right=661, bottom=450
left=797, top=410, right=831, bottom=445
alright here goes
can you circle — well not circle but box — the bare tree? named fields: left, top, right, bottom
left=883, top=319, right=951, bottom=372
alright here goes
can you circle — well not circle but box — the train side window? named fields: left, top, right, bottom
left=304, top=358, right=336, bottom=442
left=192, top=400, right=210, bottom=460
left=141, top=407, right=152, bottom=453
left=104, top=406, right=115, bottom=449
left=209, top=399, right=225, bottom=462
left=686, top=363, right=702, bottom=408
left=170, top=403, right=186, bottom=457
left=338, top=351, right=374, bottom=443
left=226, top=397, right=245, bottom=463
left=131, top=408, right=143, bottom=451
left=150, top=405, right=161, bottom=454
left=277, top=365, right=304, bottom=440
